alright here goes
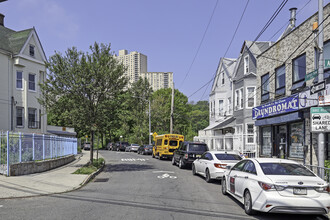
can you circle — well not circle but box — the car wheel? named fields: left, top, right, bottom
left=244, top=190, right=255, bottom=215
left=171, top=156, right=176, bottom=165
left=205, top=169, right=212, bottom=183
left=178, top=158, right=184, bottom=169
left=221, top=178, right=227, bottom=195
left=192, top=164, right=197, bottom=175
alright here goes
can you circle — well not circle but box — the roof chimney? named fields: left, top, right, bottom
left=278, top=7, right=297, bottom=40
left=0, top=13, right=4, bottom=26
left=289, top=8, right=297, bottom=27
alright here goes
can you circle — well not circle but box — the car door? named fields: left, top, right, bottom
left=227, top=160, right=248, bottom=196
left=197, top=152, right=210, bottom=175
left=235, top=161, right=257, bottom=198
left=194, top=152, right=206, bottom=173
left=204, top=153, right=214, bottom=172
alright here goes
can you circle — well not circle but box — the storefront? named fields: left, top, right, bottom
left=253, top=95, right=306, bottom=161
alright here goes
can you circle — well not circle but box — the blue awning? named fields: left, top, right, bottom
left=255, top=111, right=303, bottom=126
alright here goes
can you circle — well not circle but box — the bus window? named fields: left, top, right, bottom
left=169, top=140, right=178, bottom=146
left=164, top=139, right=168, bottom=145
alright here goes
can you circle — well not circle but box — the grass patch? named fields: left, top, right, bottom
left=325, top=160, right=330, bottom=169
left=73, top=158, right=105, bottom=175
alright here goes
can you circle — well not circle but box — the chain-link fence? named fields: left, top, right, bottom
left=0, top=131, right=77, bottom=175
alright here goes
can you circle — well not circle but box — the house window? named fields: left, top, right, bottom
left=29, top=45, right=35, bottom=57
left=240, top=88, right=243, bottom=109
left=28, top=108, right=37, bottom=128
left=227, top=97, right=231, bottom=114
left=16, top=71, right=23, bottom=89
left=222, top=72, right=225, bottom=85
left=246, top=87, right=255, bottom=108
left=261, top=73, right=269, bottom=102
left=246, top=124, right=255, bottom=144
left=244, top=55, right=249, bottom=74
left=292, top=54, right=306, bottom=83
left=28, top=74, right=36, bottom=91
left=219, top=100, right=224, bottom=115
left=16, top=107, right=24, bottom=127
left=275, top=65, right=285, bottom=96
left=235, top=90, right=239, bottom=110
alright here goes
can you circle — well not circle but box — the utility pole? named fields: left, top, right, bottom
left=149, top=99, right=151, bottom=145
left=170, top=82, right=174, bottom=134
left=318, top=0, right=325, bottom=177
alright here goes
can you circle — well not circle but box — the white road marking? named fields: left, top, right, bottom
left=157, top=173, right=177, bottom=179
left=121, top=158, right=149, bottom=162
left=152, top=171, right=175, bottom=173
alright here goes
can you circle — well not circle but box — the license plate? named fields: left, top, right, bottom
left=293, top=187, right=307, bottom=195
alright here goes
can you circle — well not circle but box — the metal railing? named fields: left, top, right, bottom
left=0, top=131, right=78, bottom=175
left=304, top=164, right=330, bottom=184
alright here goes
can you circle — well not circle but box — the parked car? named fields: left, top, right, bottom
left=137, top=145, right=153, bottom=155
left=129, top=144, right=140, bottom=152
left=125, top=145, right=131, bottom=152
left=192, top=151, right=242, bottom=183
left=172, top=141, right=208, bottom=169
left=118, top=142, right=129, bottom=151
left=112, top=142, right=120, bottom=151
left=83, top=143, right=91, bottom=151
left=222, top=158, right=330, bottom=215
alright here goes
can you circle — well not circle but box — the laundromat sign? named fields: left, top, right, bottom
left=252, top=95, right=299, bottom=120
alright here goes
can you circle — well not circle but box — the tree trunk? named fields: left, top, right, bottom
left=90, top=131, right=94, bottom=164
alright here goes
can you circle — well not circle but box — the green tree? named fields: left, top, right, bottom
left=151, top=88, right=190, bottom=136
left=39, top=42, right=127, bottom=163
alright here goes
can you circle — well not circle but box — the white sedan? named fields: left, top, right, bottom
left=192, top=151, right=242, bottom=183
left=222, top=158, right=330, bottom=215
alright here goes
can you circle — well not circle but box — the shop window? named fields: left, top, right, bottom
left=289, top=122, right=304, bottom=158
left=261, top=73, right=269, bottom=102
left=261, top=126, right=272, bottom=156
left=275, top=65, right=285, bottom=96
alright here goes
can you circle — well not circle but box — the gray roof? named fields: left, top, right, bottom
left=0, top=25, right=32, bottom=54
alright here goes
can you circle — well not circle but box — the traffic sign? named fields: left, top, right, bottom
left=325, top=59, right=330, bottom=68
left=305, top=70, right=318, bottom=81
left=311, top=106, right=330, bottom=132
left=310, top=81, right=325, bottom=95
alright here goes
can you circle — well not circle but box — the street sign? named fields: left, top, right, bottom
left=325, top=59, right=330, bottom=68
left=311, top=106, right=330, bottom=132
left=310, top=81, right=325, bottom=95
left=305, top=70, right=318, bottom=81
left=319, top=94, right=330, bottom=105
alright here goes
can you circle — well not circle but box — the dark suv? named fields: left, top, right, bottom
left=172, top=141, right=208, bottom=169
left=117, top=142, right=129, bottom=151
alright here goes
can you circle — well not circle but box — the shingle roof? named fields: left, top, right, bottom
left=0, top=25, right=32, bottom=54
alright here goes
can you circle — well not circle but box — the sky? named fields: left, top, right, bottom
left=1, top=0, right=330, bottom=102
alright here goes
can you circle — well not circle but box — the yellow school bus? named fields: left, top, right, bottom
left=152, top=133, right=184, bottom=159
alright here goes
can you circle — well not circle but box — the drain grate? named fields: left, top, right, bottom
left=94, top=178, right=109, bottom=182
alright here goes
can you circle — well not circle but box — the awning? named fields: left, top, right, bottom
left=47, top=130, right=77, bottom=137
left=203, top=122, right=222, bottom=131
left=255, top=111, right=303, bottom=126
left=213, top=117, right=236, bottom=130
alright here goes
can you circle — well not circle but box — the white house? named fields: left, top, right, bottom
left=0, top=14, right=47, bottom=133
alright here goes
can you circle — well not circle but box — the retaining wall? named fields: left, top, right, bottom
left=9, top=155, right=75, bottom=176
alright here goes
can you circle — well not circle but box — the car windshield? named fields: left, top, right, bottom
left=260, top=163, right=316, bottom=176
left=169, top=140, right=178, bottom=146
left=215, top=154, right=241, bottom=160
left=188, top=144, right=207, bottom=152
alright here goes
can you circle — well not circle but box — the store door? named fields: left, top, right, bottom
left=274, top=125, right=287, bottom=158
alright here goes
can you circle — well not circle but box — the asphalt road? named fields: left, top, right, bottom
left=0, top=150, right=328, bottom=220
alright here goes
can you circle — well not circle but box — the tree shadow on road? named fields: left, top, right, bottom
left=104, top=163, right=155, bottom=173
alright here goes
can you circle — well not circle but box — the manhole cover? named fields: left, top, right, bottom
left=94, top=178, right=109, bottom=182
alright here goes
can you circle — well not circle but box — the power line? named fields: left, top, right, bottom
left=180, top=0, right=219, bottom=87
left=190, top=0, right=288, bottom=100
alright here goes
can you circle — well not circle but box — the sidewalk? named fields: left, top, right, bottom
left=0, top=150, right=96, bottom=199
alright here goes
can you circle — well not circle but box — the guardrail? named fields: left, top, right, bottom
left=0, top=131, right=77, bottom=176
left=304, top=164, right=330, bottom=183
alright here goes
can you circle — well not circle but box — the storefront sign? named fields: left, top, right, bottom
left=319, top=94, right=330, bottom=105
left=253, top=95, right=299, bottom=120
left=299, top=83, right=330, bottom=108
left=311, top=106, right=330, bottom=132
left=325, top=59, right=330, bottom=68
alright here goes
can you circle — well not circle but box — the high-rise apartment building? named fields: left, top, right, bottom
left=140, top=72, right=173, bottom=91
left=116, top=50, right=147, bottom=85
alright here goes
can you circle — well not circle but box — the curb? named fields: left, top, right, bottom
left=77, top=162, right=105, bottom=188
